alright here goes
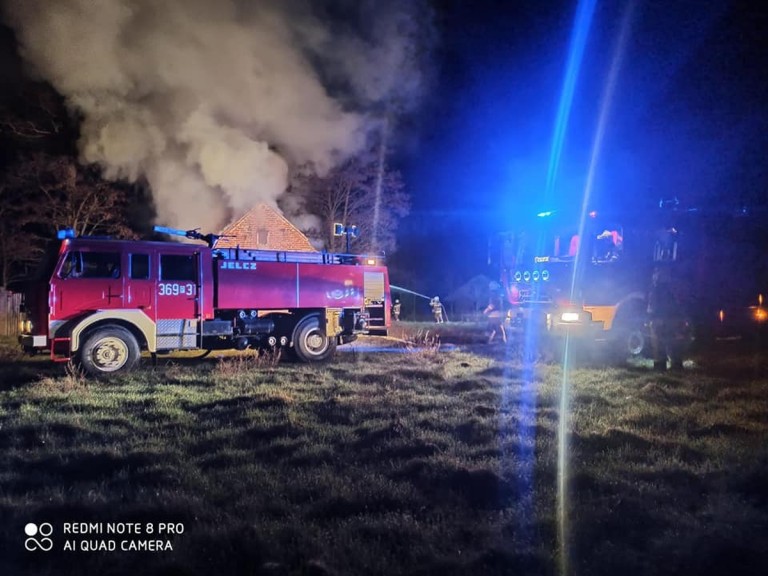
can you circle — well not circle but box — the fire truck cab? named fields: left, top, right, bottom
left=492, top=208, right=691, bottom=358
left=18, top=229, right=390, bottom=376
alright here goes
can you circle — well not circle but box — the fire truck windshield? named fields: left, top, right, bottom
left=59, top=251, right=122, bottom=279
left=498, top=220, right=626, bottom=269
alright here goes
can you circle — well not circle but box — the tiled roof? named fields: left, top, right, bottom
left=214, top=203, right=316, bottom=252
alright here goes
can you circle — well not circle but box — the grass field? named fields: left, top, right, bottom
left=1, top=323, right=767, bottom=576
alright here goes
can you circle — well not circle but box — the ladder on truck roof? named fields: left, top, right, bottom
left=153, top=225, right=384, bottom=265
left=212, top=247, right=382, bottom=266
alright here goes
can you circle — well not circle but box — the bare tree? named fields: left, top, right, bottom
left=19, top=153, right=135, bottom=238
left=0, top=153, right=137, bottom=285
left=0, top=184, right=41, bottom=286
left=0, top=75, right=139, bottom=285
left=290, top=146, right=410, bottom=255
left=0, top=84, right=65, bottom=140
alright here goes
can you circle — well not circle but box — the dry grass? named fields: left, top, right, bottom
left=402, top=328, right=442, bottom=358
left=213, top=347, right=283, bottom=377
left=0, top=333, right=766, bottom=576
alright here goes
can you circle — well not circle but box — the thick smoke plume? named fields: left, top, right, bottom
left=2, top=0, right=432, bottom=230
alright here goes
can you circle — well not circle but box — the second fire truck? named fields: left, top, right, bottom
left=491, top=207, right=695, bottom=358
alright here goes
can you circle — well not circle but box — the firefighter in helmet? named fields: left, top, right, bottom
left=647, top=267, right=684, bottom=371
left=483, top=286, right=507, bottom=344
left=392, top=298, right=401, bottom=322
left=430, top=296, right=444, bottom=323
left=596, top=228, right=623, bottom=261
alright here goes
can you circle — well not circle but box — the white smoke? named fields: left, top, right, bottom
left=1, top=0, right=432, bottom=230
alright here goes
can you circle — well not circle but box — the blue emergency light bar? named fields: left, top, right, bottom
left=57, top=228, right=76, bottom=240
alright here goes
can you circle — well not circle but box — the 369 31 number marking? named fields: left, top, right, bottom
left=158, top=283, right=195, bottom=296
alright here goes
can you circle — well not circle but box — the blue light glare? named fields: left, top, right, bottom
left=537, top=2, right=598, bottom=575
left=544, top=0, right=598, bottom=203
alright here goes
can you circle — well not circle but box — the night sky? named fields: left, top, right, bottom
left=406, top=1, right=767, bottom=216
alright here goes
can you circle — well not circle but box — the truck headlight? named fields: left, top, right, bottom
left=560, top=312, right=580, bottom=323
left=18, top=319, right=33, bottom=332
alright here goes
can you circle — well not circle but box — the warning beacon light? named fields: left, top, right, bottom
left=57, top=228, right=76, bottom=240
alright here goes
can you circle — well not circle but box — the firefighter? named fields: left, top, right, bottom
left=392, top=298, right=401, bottom=322
left=597, top=228, right=623, bottom=261
left=647, top=267, right=684, bottom=371
left=655, top=226, right=678, bottom=261
left=483, top=289, right=507, bottom=344
left=430, top=296, right=444, bottom=323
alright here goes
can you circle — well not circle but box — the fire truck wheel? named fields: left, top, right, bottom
left=624, top=327, right=647, bottom=357
left=79, top=326, right=140, bottom=376
left=292, top=315, right=336, bottom=362
left=612, top=320, right=647, bottom=358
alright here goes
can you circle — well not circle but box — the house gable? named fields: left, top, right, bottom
left=214, top=204, right=316, bottom=252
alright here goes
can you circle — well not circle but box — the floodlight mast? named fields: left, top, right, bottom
left=332, top=222, right=359, bottom=253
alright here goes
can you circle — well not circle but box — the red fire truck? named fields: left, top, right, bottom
left=17, top=227, right=390, bottom=376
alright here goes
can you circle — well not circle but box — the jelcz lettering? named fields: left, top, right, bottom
left=220, top=261, right=257, bottom=270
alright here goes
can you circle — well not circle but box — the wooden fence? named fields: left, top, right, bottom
left=0, top=288, right=22, bottom=337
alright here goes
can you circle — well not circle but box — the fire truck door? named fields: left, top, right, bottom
left=126, top=253, right=154, bottom=313
left=155, top=251, right=200, bottom=350
left=53, top=250, right=124, bottom=319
